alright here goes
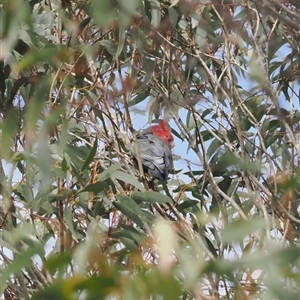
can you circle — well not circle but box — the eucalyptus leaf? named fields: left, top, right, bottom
left=132, top=191, right=171, bottom=204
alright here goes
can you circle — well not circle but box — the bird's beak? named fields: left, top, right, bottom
left=170, top=140, right=175, bottom=149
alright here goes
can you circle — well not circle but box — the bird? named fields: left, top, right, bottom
left=131, top=121, right=174, bottom=182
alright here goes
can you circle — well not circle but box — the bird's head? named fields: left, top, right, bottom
left=150, top=120, right=174, bottom=148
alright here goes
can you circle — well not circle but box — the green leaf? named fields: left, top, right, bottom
left=90, top=0, right=115, bottom=28
left=128, top=91, right=150, bottom=107
left=177, top=199, right=200, bottom=212
left=7, top=77, right=29, bottom=109
left=115, top=27, right=126, bottom=58
left=149, top=0, right=161, bottom=28
left=98, top=164, right=121, bottom=181
left=221, top=219, right=268, bottom=242
left=121, top=225, right=147, bottom=244
left=65, top=145, right=88, bottom=170
left=65, top=205, right=80, bottom=239
left=43, top=251, right=73, bottom=276
left=204, top=236, right=218, bottom=258
left=14, top=38, right=31, bottom=56
left=80, top=181, right=109, bottom=194
left=114, top=195, right=144, bottom=227
left=207, top=139, right=222, bottom=158
left=195, top=24, right=207, bottom=50
left=18, top=46, right=67, bottom=71
left=1, top=108, right=21, bottom=158
left=112, top=171, right=145, bottom=191
left=99, top=40, right=118, bottom=56
left=132, top=191, right=171, bottom=204
left=36, top=132, right=52, bottom=191
left=110, top=225, right=146, bottom=245
left=81, top=138, right=98, bottom=171
left=24, top=77, right=50, bottom=131
left=70, top=162, right=85, bottom=186
left=78, top=17, right=91, bottom=33
left=43, top=102, right=66, bottom=131
left=15, top=183, right=34, bottom=205
left=0, top=242, right=45, bottom=294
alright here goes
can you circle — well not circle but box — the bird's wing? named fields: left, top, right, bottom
left=131, top=133, right=173, bottom=181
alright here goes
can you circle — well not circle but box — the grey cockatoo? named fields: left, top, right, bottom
left=131, top=121, right=174, bottom=182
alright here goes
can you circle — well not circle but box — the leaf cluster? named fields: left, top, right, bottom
left=0, top=0, right=300, bottom=299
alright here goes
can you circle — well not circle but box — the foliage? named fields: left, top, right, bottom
left=1, top=0, right=300, bottom=299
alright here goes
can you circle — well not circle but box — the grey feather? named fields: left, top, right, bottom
left=131, top=132, right=173, bottom=182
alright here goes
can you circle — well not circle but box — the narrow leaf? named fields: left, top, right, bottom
left=114, top=196, right=144, bottom=228
left=98, top=164, right=121, bottom=181
left=80, top=181, right=109, bottom=194
left=115, top=27, right=126, bottom=58
left=132, top=191, right=171, bottom=204
left=112, top=171, right=145, bottom=191
left=81, top=138, right=98, bottom=171
left=1, top=243, right=44, bottom=294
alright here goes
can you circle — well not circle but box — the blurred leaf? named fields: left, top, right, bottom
left=1, top=107, right=21, bottom=158
left=170, top=0, right=180, bottom=7
left=81, top=138, right=97, bottom=171
left=115, top=27, right=126, bottom=58
left=221, top=219, right=268, bottom=243
left=7, top=77, right=29, bottom=109
left=112, top=171, right=145, bottom=191
left=1, top=242, right=44, bottom=294
left=18, top=46, right=68, bottom=71
left=195, top=24, right=207, bottom=50
left=98, top=164, right=121, bottom=181
left=43, top=251, right=73, bottom=276
left=36, top=132, right=52, bottom=189
left=65, top=145, right=89, bottom=170
left=114, top=195, right=144, bottom=228
left=14, top=38, right=31, bottom=55
left=1, top=1, right=300, bottom=298
left=99, top=40, right=118, bottom=56
left=132, top=191, right=171, bottom=204
left=149, top=0, right=161, bottom=28
left=176, top=199, right=200, bottom=213
left=204, top=236, right=218, bottom=258
left=77, top=17, right=91, bottom=34
left=90, top=0, right=115, bottom=28
left=80, top=181, right=110, bottom=194
left=65, top=205, right=80, bottom=239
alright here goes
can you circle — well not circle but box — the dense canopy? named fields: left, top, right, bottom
left=0, top=0, right=300, bottom=299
